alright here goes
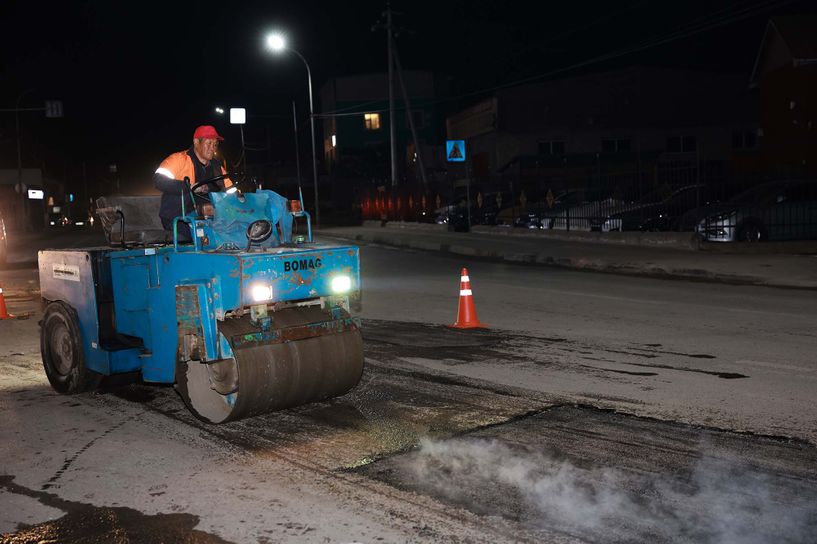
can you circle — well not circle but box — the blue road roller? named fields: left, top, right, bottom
left=38, top=177, right=363, bottom=423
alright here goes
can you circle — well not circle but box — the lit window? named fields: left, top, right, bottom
left=364, top=113, right=381, bottom=130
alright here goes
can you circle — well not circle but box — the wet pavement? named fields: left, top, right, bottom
left=0, top=475, right=230, bottom=544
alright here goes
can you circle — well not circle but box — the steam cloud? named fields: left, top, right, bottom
left=406, top=438, right=816, bottom=543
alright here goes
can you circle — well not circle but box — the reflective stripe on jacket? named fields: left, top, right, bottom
left=155, top=150, right=232, bottom=188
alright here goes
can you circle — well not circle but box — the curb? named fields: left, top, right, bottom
left=323, top=231, right=814, bottom=290
left=362, top=220, right=699, bottom=250
left=359, top=220, right=817, bottom=254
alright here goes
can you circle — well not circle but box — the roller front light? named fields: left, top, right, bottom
left=251, top=283, right=273, bottom=302
left=331, top=275, right=352, bottom=294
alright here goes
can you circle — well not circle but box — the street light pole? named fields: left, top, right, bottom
left=266, top=33, right=320, bottom=228
left=239, top=124, right=246, bottom=172
left=289, top=48, right=320, bottom=229
left=386, top=5, right=397, bottom=187
left=292, top=101, right=302, bottom=190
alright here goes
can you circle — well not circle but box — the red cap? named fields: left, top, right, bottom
left=193, top=125, right=224, bottom=141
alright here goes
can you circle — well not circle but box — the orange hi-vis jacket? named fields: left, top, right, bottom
left=153, top=149, right=234, bottom=229
left=155, top=150, right=233, bottom=189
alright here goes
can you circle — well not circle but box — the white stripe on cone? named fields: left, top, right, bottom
left=460, top=289, right=472, bottom=296
left=461, top=275, right=470, bottom=282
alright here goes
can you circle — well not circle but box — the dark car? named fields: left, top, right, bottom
left=595, top=184, right=709, bottom=232
left=695, top=179, right=817, bottom=242
left=514, top=212, right=545, bottom=229
left=546, top=189, right=616, bottom=231
left=447, top=206, right=472, bottom=232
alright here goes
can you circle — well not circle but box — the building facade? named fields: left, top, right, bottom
left=319, top=71, right=450, bottom=185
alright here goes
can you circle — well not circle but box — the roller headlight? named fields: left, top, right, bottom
left=331, top=275, right=352, bottom=294
left=251, top=284, right=273, bottom=302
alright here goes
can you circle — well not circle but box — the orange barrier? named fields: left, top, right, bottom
left=450, top=267, right=487, bottom=329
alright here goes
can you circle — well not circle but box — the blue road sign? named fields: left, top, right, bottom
left=446, top=140, right=466, bottom=162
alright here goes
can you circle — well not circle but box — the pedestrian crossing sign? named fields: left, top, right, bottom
left=446, top=140, right=466, bottom=162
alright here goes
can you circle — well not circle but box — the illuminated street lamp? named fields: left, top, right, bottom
left=265, top=32, right=320, bottom=227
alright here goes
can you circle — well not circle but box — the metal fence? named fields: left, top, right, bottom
left=696, top=179, right=817, bottom=242
left=353, top=158, right=817, bottom=241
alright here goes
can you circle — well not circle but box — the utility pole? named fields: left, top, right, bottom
left=392, top=41, right=428, bottom=186
left=375, top=6, right=425, bottom=188
left=385, top=4, right=398, bottom=186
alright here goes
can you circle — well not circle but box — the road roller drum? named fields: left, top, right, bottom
left=177, top=307, right=363, bottom=423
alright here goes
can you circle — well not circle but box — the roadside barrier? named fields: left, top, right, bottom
left=450, top=268, right=487, bottom=329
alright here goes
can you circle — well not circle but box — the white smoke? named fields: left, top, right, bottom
left=406, top=438, right=815, bottom=543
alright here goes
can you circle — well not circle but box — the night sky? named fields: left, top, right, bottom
left=1, top=0, right=813, bottom=195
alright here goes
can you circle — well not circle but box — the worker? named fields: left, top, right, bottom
left=153, top=125, right=234, bottom=238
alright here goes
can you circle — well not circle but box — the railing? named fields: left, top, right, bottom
left=352, top=159, right=817, bottom=241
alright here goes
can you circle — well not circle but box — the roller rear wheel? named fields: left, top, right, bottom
left=176, top=306, right=363, bottom=424
left=41, top=301, right=101, bottom=394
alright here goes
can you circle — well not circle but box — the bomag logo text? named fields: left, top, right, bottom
left=283, top=258, right=322, bottom=272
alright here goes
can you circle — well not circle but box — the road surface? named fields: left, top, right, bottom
left=1, top=232, right=815, bottom=543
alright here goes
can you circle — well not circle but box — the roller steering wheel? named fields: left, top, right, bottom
left=189, top=173, right=234, bottom=201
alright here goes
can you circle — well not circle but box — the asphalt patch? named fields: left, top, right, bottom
left=362, top=319, right=498, bottom=348
left=623, top=362, right=748, bottom=379
left=362, top=319, right=530, bottom=365
left=356, top=405, right=817, bottom=543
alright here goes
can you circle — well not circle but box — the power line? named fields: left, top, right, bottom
left=450, top=0, right=794, bottom=102
left=314, top=0, right=793, bottom=119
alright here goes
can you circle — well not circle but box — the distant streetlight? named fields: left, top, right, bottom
left=265, top=32, right=320, bottom=227
left=214, top=105, right=246, bottom=171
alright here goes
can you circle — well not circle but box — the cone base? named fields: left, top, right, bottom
left=449, top=321, right=489, bottom=329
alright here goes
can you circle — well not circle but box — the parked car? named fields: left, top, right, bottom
left=594, top=184, right=709, bottom=232
left=551, top=197, right=626, bottom=231
left=514, top=212, right=545, bottom=229
left=696, top=179, right=817, bottom=242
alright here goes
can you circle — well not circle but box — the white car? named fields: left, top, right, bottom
left=696, top=180, right=817, bottom=242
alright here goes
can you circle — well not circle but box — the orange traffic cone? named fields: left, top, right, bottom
left=450, top=268, right=487, bottom=329
left=0, top=285, right=11, bottom=320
